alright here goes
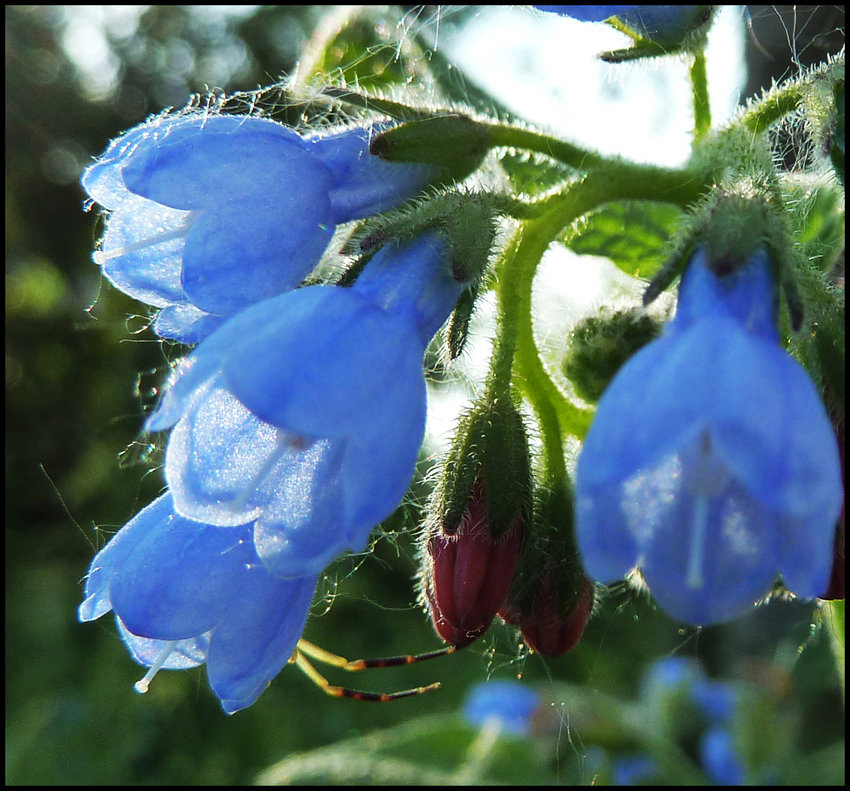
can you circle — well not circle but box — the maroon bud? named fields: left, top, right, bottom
left=426, top=478, right=523, bottom=647
left=501, top=570, right=593, bottom=657
left=521, top=574, right=593, bottom=656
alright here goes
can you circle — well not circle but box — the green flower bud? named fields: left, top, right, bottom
left=563, top=308, right=662, bottom=403
left=369, top=114, right=491, bottom=185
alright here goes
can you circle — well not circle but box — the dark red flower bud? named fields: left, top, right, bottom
left=502, top=571, right=593, bottom=657
left=426, top=478, right=523, bottom=647
left=499, top=479, right=594, bottom=656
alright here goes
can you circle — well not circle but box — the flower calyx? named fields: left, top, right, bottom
left=644, top=183, right=805, bottom=331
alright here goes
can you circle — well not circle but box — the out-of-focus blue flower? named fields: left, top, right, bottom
left=691, top=678, right=737, bottom=725
left=576, top=247, right=843, bottom=625
left=78, top=492, right=318, bottom=714
left=147, top=231, right=464, bottom=578
left=640, top=656, right=699, bottom=697
left=462, top=680, right=540, bottom=736
left=611, top=754, right=658, bottom=785
left=82, top=113, right=436, bottom=343
left=700, top=727, right=745, bottom=785
left=533, top=5, right=713, bottom=48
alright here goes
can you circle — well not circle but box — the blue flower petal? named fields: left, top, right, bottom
left=152, top=303, right=226, bottom=344
left=165, top=379, right=280, bottom=526
left=352, top=232, right=464, bottom=344
left=310, top=125, right=437, bottom=222
left=532, top=5, right=635, bottom=23
left=78, top=495, right=173, bottom=623
left=673, top=248, right=778, bottom=340
left=94, top=195, right=190, bottom=307
left=116, top=617, right=209, bottom=670
left=121, top=115, right=312, bottom=209
left=340, top=359, right=426, bottom=539
left=206, top=567, right=316, bottom=714
left=109, top=514, right=257, bottom=640
left=222, top=287, right=426, bottom=439
left=708, top=331, right=842, bottom=524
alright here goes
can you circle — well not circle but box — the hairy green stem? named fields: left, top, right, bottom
left=690, top=49, right=711, bottom=139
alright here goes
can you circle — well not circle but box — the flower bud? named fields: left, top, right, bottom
left=369, top=114, right=491, bottom=186
left=419, top=394, right=532, bottom=646
left=426, top=479, right=524, bottom=647
left=562, top=308, right=661, bottom=402
left=500, top=483, right=594, bottom=656
left=502, top=568, right=593, bottom=657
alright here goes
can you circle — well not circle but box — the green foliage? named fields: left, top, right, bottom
left=564, top=201, right=684, bottom=280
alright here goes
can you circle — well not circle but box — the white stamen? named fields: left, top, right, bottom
left=686, top=496, right=709, bottom=589
left=93, top=215, right=196, bottom=265
left=134, top=640, right=177, bottom=694
left=225, top=430, right=312, bottom=514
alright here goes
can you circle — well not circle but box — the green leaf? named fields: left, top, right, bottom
left=255, top=715, right=554, bottom=786
left=499, top=151, right=577, bottom=198
left=564, top=200, right=683, bottom=279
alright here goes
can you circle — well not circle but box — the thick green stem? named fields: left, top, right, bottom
left=690, top=49, right=711, bottom=139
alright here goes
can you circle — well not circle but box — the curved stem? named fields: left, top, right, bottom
left=487, top=123, right=608, bottom=171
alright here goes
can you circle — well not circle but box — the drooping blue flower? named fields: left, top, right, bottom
left=146, top=230, right=465, bottom=579
left=82, top=113, right=437, bottom=343
left=575, top=247, right=843, bottom=625
left=462, top=680, right=540, bottom=736
left=78, top=492, right=318, bottom=714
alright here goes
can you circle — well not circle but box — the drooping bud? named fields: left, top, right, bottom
left=369, top=114, right=492, bottom=186
left=562, top=308, right=662, bottom=403
left=426, top=478, right=524, bottom=647
left=500, top=482, right=594, bottom=656
left=419, top=394, right=533, bottom=647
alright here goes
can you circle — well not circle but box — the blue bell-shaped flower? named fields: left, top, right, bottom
left=82, top=113, right=437, bottom=343
left=147, top=231, right=465, bottom=578
left=78, top=492, right=318, bottom=714
left=575, top=247, right=843, bottom=625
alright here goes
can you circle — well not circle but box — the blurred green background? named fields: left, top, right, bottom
left=5, top=5, right=844, bottom=785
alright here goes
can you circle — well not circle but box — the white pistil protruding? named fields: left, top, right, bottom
left=93, top=215, right=196, bottom=266
left=134, top=640, right=178, bottom=694
left=686, top=496, right=709, bottom=589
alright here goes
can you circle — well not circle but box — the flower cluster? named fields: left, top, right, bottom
left=77, top=7, right=845, bottom=724
left=79, top=110, right=466, bottom=712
